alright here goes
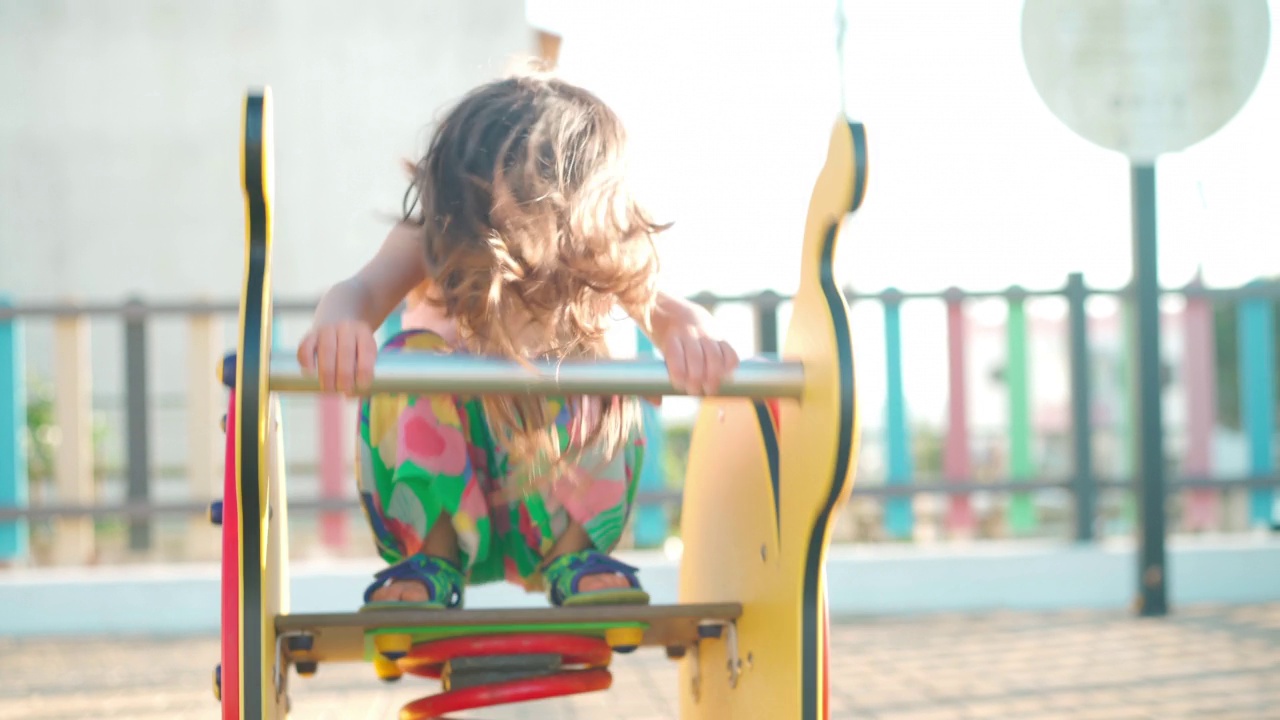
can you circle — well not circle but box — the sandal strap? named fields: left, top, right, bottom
left=544, top=550, right=642, bottom=605
left=363, top=553, right=464, bottom=607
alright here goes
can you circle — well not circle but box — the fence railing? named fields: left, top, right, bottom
left=1, top=272, right=1279, bottom=566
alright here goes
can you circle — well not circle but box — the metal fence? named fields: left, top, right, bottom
left=1, top=273, right=1279, bottom=566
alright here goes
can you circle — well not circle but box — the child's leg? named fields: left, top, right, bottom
left=355, top=330, right=505, bottom=608
left=498, top=397, right=649, bottom=605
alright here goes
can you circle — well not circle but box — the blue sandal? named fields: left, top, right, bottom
left=543, top=550, right=650, bottom=607
left=359, top=554, right=465, bottom=611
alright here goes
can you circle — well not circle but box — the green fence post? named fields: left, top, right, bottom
left=1007, top=287, right=1037, bottom=534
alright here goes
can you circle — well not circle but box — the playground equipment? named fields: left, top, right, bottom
left=210, top=87, right=865, bottom=719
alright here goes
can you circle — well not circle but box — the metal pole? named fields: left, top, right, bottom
left=124, top=300, right=151, bottom=551
left=755, top=291, right=781, bottom=355
left=268, top=354, right=805, bottom=400
left=1065, top=273, right=1096, bottom=543
left=1131, top=163, right=1168, bottom=617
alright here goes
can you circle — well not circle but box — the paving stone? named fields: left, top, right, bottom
left=2, top=603, right=1278, bottom=719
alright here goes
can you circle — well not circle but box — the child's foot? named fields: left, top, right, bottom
left=576, top=573, right=634, bottom=593
left=367, top=580, right=433, bottom=603
left=543, top=550, right=650, bottom=607
left=360, top=554, right=464, bottom=611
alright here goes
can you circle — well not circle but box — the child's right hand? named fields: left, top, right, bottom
left=296, top=320, right=379, bottom=396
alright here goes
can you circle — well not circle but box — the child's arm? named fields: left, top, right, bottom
left=297, top=221, right=429, bottom=394
left=633, top=290, right=740, bottom=397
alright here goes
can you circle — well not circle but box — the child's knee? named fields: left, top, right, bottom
left=362, top=329, right=472, bottom=440
left=382, top=329, right=454, bottom=355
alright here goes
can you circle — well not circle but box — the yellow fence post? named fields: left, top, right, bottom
left=53, top=311, right=95, bottom=565
left=187, top=309, right=224, bottom=559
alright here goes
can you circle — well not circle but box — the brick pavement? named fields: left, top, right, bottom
left=2, top=603, right=1278, bottom=719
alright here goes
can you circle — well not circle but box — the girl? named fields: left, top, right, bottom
left=296, top=69, right=739, bottom=611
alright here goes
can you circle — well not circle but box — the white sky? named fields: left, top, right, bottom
left=532, top=0, right=1280, bottom=431
left=537, top=0, right=1280, bottom=298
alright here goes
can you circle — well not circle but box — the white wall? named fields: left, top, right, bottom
left=0, top=0, right=535, bottom=483
left=1, top=0, right=533, bottom=302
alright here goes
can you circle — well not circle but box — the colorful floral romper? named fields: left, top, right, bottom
left=355, top=330, right=647, bottom=603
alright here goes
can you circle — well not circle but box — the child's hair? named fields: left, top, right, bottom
left=402, top=67, right=668, bottom=480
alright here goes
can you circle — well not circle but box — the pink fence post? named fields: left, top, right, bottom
left=1182, top=273, right=1218, bottom=531
left=318, top=395, right=349, bottom=551
left=943, top=288, right=976, bottom=536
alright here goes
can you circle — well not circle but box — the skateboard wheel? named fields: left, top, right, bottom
left=697, top=623, right=723, bottom=639
left=604, top=627, right=643, bottom=654
left=286, top=634, right=314, bottom=652
left=295, top=661, right=318, bottom=677
left=374, top=633, right=413, bottom=660
left=218, top=352, right=236, bottom=390
left=665, top=645, right=687, bottom=660
left=373, top=655, right=403, bottom=682
left=213, top=663, right=221, bottom=702
left=208, top=501, right=223, bottom=526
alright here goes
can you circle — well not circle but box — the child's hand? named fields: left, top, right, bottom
left=296, top=320, right=378, bottom=396
left=657, top=304, right=740, bottom=397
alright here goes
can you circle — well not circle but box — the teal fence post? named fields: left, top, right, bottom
left=1112, top=299, right=1136, bottom=533
left=1237, top=283, right=1275, bottom=528
left=632, top=326, right=669, bottom=548
left=883, top=289, right=913, bottom=539
left=1006, top=287, right=1037, bottom=534
left=0, top=297, right=28, bottom=563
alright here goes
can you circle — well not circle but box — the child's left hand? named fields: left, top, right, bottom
left=654, top=301, right=740, bottom=398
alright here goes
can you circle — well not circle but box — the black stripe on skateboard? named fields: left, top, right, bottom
left=238, top=92, right=268, bottom=720
left=800, top=120, right=863, bottom=720
left=752, top=401, right=783, bottom=547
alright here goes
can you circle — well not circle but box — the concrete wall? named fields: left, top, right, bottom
left=5, top=537, right=1280, bottom=636
left=1, top=0, right=533, bottom=303
left=0, top=0, right=535, bottom=481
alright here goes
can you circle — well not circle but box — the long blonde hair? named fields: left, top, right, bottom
left=402, top=68, right=668, bottom=479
